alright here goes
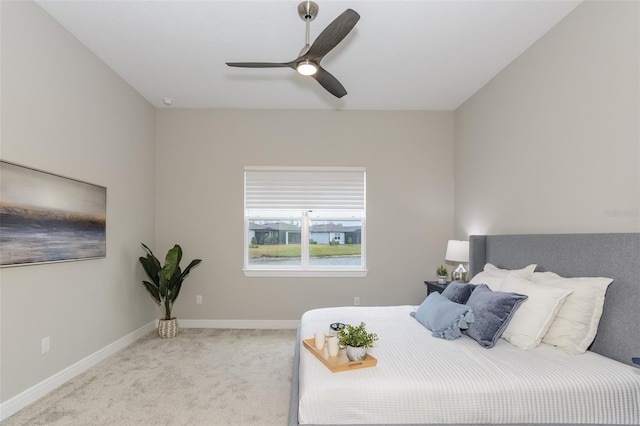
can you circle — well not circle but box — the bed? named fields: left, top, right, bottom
left=288, top=233, right=640, bottom=425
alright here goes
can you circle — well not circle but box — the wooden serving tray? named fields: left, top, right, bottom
left=303, top=338, right=377, bottom=373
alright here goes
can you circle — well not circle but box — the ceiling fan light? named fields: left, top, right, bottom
left=297, top=60, right=318, bottom=76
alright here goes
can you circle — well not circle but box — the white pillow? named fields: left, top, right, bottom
left=531, top=271, right=562, bottom=283
left=499, top=274, right=573, bottom=350
left=536, top=275, right=613, bottom=354
left=469, top=263, right=537, bottom=291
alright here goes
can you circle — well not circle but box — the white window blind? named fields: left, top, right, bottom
left=244, top=167, right=365, bottom=211
left=243, top=167, right=367, bottom=277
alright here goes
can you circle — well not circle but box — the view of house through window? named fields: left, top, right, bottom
left=309, top=220, right=361, bottom=266
left=249, top=220, right=302, bottom=266
left=244, top=167, right=366, bottom=275
left=247, top=218, right=363, bottom=267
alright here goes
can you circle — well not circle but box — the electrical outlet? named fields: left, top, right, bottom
left=42, top=337, right=50, bottom=354
left=196, top=295, right=202, bottom=305
left=354, top=296, right=360, bottom=306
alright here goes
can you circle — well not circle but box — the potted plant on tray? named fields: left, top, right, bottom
left=436, top=265, right=449, bottom=284
left=337, top=322, right=379, bottom=361
left=139, top=243, right=202, bottom=338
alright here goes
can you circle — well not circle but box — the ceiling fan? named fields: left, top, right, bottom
left=226, top=1, right=360, bottom=98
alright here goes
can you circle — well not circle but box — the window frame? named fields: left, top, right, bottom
left=243, top=167, right=367, bottom=278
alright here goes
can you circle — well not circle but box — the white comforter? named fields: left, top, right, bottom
left=298, top=306, right=640, bottom=425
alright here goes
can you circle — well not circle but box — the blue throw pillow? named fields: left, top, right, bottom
left=411, top=293, right=474, bottom=340
left=464, top=284, right=528, bottom=348
left=441, top=281, right=477, bottom=304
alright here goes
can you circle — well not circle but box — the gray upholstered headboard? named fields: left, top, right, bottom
left=469, top=233, right=640, bottom=366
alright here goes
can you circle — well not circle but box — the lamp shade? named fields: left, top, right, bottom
left=445, top=240, right=469, bottom=263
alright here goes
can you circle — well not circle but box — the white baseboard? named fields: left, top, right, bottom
left=0, top=320, right=156, bottom=421
left=178, top=319, right=300, bottom=329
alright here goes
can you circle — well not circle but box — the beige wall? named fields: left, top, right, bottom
left=155, top=109, right=455, bottom=321
left=1, top=1, right=156, bottom=402
left=4, top=0, right=638, bottom=413
left=455, top=0, right=640, bottom=237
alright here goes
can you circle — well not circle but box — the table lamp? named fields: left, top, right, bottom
left=446, top=240, right=469, bottom=282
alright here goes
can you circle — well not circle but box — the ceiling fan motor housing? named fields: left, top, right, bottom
left=298, top=1, right=319, bottom=21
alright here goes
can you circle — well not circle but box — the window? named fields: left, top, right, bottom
left=244, top=167, right=366, bottom=277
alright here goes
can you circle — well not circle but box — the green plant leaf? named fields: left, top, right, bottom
left=139, top=255, right=160, bottom=284
left=141, top=280, right=161, bottom=304
left=179, top=259, right=202, bottom=281
left=337, top=322, right=378, bottom=348
left=140, top=244, right=161, bottom=273
left=162, top=245, right=181, bottom=282
left=171, top=281, right=183, bottom=304
left=158, top=272, right=169, bottom=297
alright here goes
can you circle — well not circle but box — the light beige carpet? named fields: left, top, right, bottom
left=2, top=328, right=296, bottom=426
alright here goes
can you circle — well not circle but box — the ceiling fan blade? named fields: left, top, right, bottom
left=304, top=9, right=360, bottom=61
left=312, top=66, right=347, bottom=98
left=226, top=62, right=293, bottom=69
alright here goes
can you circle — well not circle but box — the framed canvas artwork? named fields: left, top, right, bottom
left=0, top=160, right=106, bottom=267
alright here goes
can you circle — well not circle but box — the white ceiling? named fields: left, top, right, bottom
left=35, top=0, right=582, bottom=110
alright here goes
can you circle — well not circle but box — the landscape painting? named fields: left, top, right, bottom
left=0, top=161, right=106, bottom=267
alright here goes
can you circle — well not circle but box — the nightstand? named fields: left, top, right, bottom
left=424, top=280, right=450, bottom=294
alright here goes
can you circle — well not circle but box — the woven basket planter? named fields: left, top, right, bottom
left=158, top=318, right=178, bottom=338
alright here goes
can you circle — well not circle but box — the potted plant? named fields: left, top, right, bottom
left=436, top=265, right=449, bottom=284
left=337, top=322, right=379, bottom=361
left=139, top=243, right=202, bottom=338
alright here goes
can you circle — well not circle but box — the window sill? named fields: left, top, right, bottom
left=242, top=269, right=368, bottom=278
